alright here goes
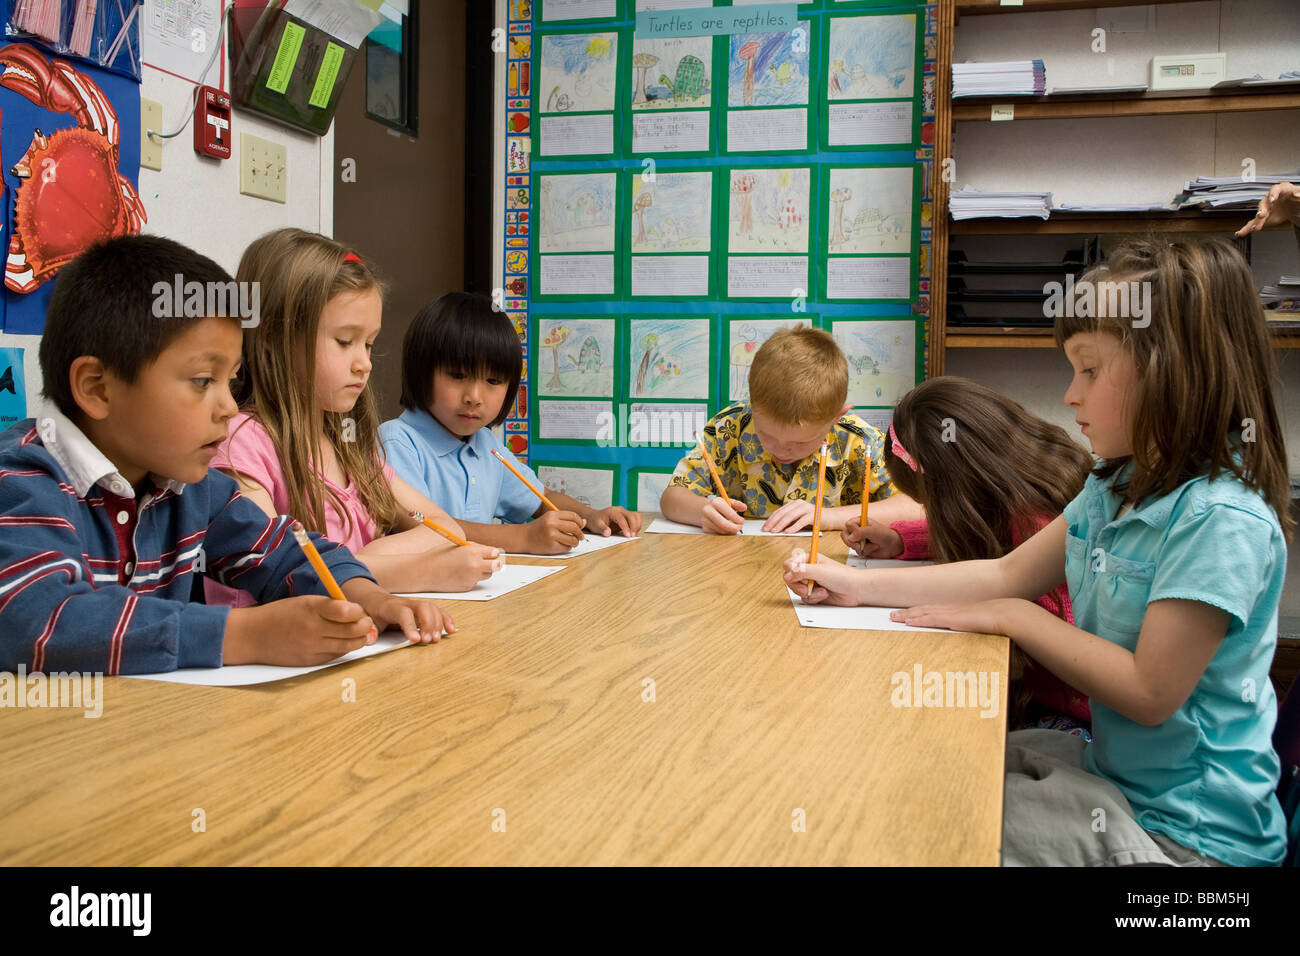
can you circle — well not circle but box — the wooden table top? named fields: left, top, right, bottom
left=0, top=528, right=1009, bottom=865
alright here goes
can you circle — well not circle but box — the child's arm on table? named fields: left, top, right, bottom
left=660, top=483, right=746, bottom=535
left=546, top=489, right=642, bottom=537
left=888, top=595, right=1226, bottom=727
left=764, top=493, right=924, bottom=534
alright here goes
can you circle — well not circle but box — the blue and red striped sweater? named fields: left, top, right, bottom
left=0, top=412, right=375, bottom=674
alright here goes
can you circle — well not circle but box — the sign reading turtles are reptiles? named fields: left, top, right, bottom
left=635, top=4, right=798, bottom=40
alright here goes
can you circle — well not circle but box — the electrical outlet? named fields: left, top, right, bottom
left=239, top=133, right=287, bottom=203
left=140, top=98, right=162, bottom=171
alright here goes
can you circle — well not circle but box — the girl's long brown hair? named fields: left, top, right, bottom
left=231, top=228, right=399, bottom=537
left=1054, top=236, right=1293, bottom=540
left=885, top=376, right=1093, bottom=562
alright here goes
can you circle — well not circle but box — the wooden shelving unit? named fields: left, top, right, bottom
left=953, top=89, right=1300, bottom=121
left=929, top=0, right=1298, bottom=375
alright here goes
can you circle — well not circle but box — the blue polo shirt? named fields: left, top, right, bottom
left=379, top=408, right=541, bottom=524
left=1063, top=464, right=1288, bottom=866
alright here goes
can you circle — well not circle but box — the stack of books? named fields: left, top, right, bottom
left=1173, top=172, right=1300, bottom=210
left=950, top=185, right=1053, bottom=220
left=1262, top=277, right=1300, bottom=313
left=952, top=60, right=1047, bottom=98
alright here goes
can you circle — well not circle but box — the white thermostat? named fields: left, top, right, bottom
left=1150, top=53, right=1227, bottom=91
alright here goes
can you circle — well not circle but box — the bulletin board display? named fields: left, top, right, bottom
left=500, top=0, right=939, bottom=508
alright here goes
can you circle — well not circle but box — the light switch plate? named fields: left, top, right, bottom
left=140, top=98, right=162, bottom=171
left=239, top=132, right=287, bottom=203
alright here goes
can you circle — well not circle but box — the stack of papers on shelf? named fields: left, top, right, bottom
left=1054, top=201, right=1176, bottom=212
left=950, top=185, right=1052, bottom=220
left=953, top=60, right=1046, bottom=97
left=1174, top=172, right=1300, bottom=210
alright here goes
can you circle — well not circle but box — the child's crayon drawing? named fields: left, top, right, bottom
left=635, top=470, right=674, bottom=512
left=729, top=168, right=810, bottom=254
left=630, top=172, right=712, bottom=253
left=535, top=465, right=614, bottom=510
left=539, top=173, right=616, bottom=253
left=827, top=14, right=916, bottom=101
left=540, top=33, right=618, bottom=114
left=832, top=320, right=915, bottom=407
left=632, top=36, right=712, bottom=110
left=728, top=28, right=809, bottom=108
left=827, top=166, right=913, bottom=256
left=538, top=317, right=616, bottom=397
left=728, top=319, right=804, bottom=401
left=629, top=318, right=710, bottom=400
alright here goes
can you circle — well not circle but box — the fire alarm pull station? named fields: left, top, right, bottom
left=195, top=86, right=232, bottom=159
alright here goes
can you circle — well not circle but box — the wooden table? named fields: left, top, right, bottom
left=0, top=528, right=1009, bottom=865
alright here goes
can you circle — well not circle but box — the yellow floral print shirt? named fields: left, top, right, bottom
left=668, top=402, right=896, bottom=517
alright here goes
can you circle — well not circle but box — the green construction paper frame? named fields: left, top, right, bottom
left=531, top=313, right=623, bottom=399
left=719, top=163, right=815, bottom=301
left=815, top=161, right=922, bottom=304
left=721, top=15, right=819, bottom=156
left=625, top=166, right=722, bottom=301
left=532, top=168, right=625, bottom=303
left=823, top=314, right=922, bottom=409
left=818, top=9, right=924, bottom=152
left=624, top=33, right=723, bottom=159
left=532, top=26, right=629, bottom=160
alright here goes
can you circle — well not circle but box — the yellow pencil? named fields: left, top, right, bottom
left=410, top=510, right=470, bottom=547
left=290, top=520, right=346, bottom=601
left=809, top=444, right=828, bottom=589
left=695, top=438, right=730, bottom=502
left=860, top=463, right=870, bottom=527
left=490, top=448, right=559, bottom=511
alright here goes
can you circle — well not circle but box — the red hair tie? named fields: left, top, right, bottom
left=341, top=252, right=363, bottom=264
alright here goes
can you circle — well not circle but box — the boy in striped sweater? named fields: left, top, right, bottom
left=0, top=236, right=452, bottom=674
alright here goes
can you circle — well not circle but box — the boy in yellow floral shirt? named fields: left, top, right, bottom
left=660, top=326, right=923, bottom=534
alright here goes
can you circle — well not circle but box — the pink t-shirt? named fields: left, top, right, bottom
left=203, top=412, right=395, bottom=607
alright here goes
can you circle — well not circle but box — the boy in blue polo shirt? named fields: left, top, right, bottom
left=0, top=236, right=452, bottom=674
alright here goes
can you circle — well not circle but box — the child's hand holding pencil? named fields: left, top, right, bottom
left=841, top=517, right=904, bottom=559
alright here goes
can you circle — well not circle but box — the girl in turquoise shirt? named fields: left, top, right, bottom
left=783, top=237, right=1291, bottom=866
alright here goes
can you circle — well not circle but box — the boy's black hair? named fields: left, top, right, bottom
left=39, top=235, right=237, bottom=419
left=399, top=292, right=523, bottom=427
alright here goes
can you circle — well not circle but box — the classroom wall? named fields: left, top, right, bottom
left=948, top=0, right=1300, bottom=614
left=333, top=0, right=469, bottom=424
left=0, top=44, right=334, bottom=415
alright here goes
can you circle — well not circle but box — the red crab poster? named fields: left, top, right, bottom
left=0, top=42, right=145, bottom=334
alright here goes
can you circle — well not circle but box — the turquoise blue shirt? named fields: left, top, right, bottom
left=1063, top=465, right=1288, bottom=866
left=379, top=408, right=542, bottom=524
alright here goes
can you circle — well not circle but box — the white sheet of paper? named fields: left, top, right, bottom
left=828, top=101, right=914, bottom=147
left=728, top=108, right=808, bottom=152
left=540, top=255, right=615, bottom=296
left=400, top=564, right=566, bottom=601
left=544, top=0, right=618, bottom=19
left=541, top=114, right=615, bottom=156
left=826, top=257, right=909, bottom=299
left=631, top=256, right=710, bottom=297
left=787, top=588, right=952, bottom=633
left=142, top=0, right=223, bottom=83
left=633, top=111, right=711, bottom=153
left=727, top=256, right=808, bottom=298
left=282, top=0, right=382, bottom=47
left=629, top=403, right=708, bottom=445
left=507, top=534, right=640, bottom=559
left=537, top=399, right=612, bottom=440
left=646, top=517, right=813, bottom=536
left=122, top=634, right=413, bottom=687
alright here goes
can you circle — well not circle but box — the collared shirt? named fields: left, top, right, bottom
left=379, top=407, right=541, bottom=524
left=666, top=402, right=896, bottom=518
left=0, top=410, right=375, bottom=675
left=1064, top=464, right=1288, bottom=866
